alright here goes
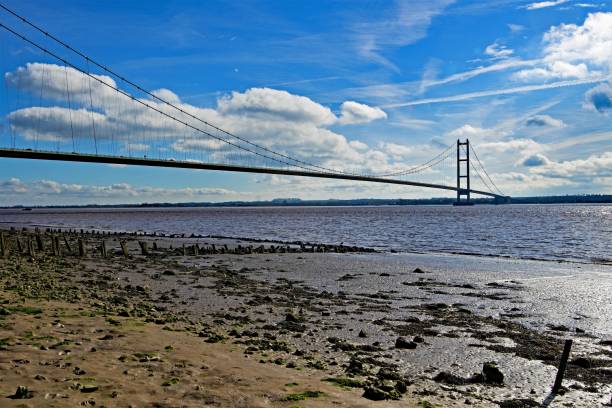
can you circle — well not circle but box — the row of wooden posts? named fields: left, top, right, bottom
left=0, top=231, right=238, bottom=259
left=0, top=231, right=153, bottom=259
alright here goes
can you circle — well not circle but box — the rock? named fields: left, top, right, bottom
left=285, top=312, right=300, bottom=322
left=413, top=335, right=425, bottom=343
left=346, top=357, right=367, bottom=376
left=433, top=371, right=466, bottom=385
left=498, top=398, right=539, bottom=408
left=377, top=367, right=402, bottom=381
left=548, top=324, right=570, bottom=332
left=395, top=337, right=417, bottom=349
left=9, top=386, right=33, bottom=399
left=362, top=386, right=387, bottom=401
left=570, top=357, right=591, bottom=368
left=358, top=329, right=367, bottom=338
left=482, top=362, right=504, bottom=385
left=413, top=268, right=426, bottom=274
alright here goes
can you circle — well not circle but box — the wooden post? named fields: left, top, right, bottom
left=55, top=236, right=62, bottom=256
left=35, top=234, right=44, bottom=251
left=138, top=241, right=149, bottom=256
left=101, top=240, right=107, bottom=258
left=63, top=236, right=72, bottom=254
left=119, top=241, right=129, bottom=257
left=194, top=244, right=199, bottom=256
left=0, top=232, right=6, bottom=257
left=182, top=244, right=186, bottom=256
left=27, top=238, right=35, bottom=257
left=16, top=237, right=23, bottom=253
left=552, top=339, right=573, bottom=393
left=78, top=239, right=86, bottom=257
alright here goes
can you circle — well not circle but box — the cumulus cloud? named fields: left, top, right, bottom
left=525, top=114, right=566, bottom=128
left=218, top=87, right=336, bottom=126
left=4, top=62, right=443, bottom=182
left=521, top=153, right=551, bottom=166
left=337, top=101, right=387, bottom=125
left=477, top=138, right=544, bottom=154
left=0, top=178, right=241, bottom=199
left=584, top=82, right=612, bottom=112
left=530, top=151, right=612, bottom=181
left=513, top=12, right=612, bottom=81
left=444, top=124, right=510, bottom=141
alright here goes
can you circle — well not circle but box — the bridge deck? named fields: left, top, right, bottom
left=0, top=148, right=504, bottom=199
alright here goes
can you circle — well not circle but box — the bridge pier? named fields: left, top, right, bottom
left=453, top=139, right=474, bottom=206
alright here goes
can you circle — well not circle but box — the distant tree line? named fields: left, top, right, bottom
left=3, top=194, right=611, bottom=210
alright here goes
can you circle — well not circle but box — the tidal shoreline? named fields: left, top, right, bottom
left=0, top=227, right=610, bottom=407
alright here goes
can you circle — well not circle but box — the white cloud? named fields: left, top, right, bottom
left=383, top=75, right=611, bottom=108
left=218, top=87, right=336, bottom=126
left=477, top=138, right=544, bottom=154
left=0, top=178, right=242, bottom=199
left=508, top=24, right=525, bottom=33
left=530, top=151, right=612, bottom=181
left=524, top=0, right=569, bottom=10
left=353, top=0, right=455, bottom=71
left=337, top=101, right=387, bottom=125
left=583, top=82, right=612, bottom=112
left=484, top=43, right=514, bottom=59
left=514, top=12, right=612, bottom=81
left=5, top=62, right=448, bottom=182
left=525, top=114, right=566, bottom=128
left=446, top=124, right=491, bottom=138
left=520, top=153, right=552, bottom=166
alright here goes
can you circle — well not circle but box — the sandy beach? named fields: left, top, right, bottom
left=0, top=227, right=610, bottom=407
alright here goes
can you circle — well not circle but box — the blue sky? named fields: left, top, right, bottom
left=1, top=0, right=611, bottom=205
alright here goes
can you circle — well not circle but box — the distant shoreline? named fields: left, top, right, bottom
left=1, top=193, right=611, bottom=209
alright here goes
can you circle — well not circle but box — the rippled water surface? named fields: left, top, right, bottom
left=0, top=204, right=610, bottom=263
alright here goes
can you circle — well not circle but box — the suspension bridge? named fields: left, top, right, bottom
left=0, top=4, right=509, bottom=205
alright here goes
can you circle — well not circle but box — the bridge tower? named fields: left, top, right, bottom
left=454, top=139, right=474, bottom=206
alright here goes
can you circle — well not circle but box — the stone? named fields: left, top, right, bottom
left=482, top=361, right=504, bottom=385
left=395, top=337, right=417, bottom=349
left=413, top=335, right=425, bottom=343
left=362, top=386, right=387, bottom=401
left=570, top=357, right=591, bottom=368
left=10, top=386, right=33, bottom=399
left=358, top=329, right=367, bottom=338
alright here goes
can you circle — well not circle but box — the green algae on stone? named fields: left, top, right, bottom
left=281, top=390, right=325, bottom=401
left=322, top=377, right=365, bottom=388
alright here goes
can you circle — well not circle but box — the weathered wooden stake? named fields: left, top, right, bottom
left=138, top=241, right=149, bottom=256
left=78, top=239, right=86, bottom=257
left=27, top=238, right=35, bottom=257
left=55, top=236, right=62, bottom=256
left=35, top=234, right=44, bottom=251
left=182, top=244, right=186, bottom=256
left=101, top=240, right=107, bottom=258
left=0, top=232, right=7, bottom=257
left=16, top=238, right=23, bottom=253
left=552, top=339, right=573, bottom=393
left=63, top=236, right=72, bottom=254
left=193, top=244, right=199, bottom=256
left=119, top=241, right=129, bottom=257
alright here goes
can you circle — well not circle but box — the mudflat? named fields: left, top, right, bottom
left=0, top=228, right=610, bottom=407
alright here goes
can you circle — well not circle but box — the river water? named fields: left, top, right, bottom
left=0, top=204, right=610, bottom=264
